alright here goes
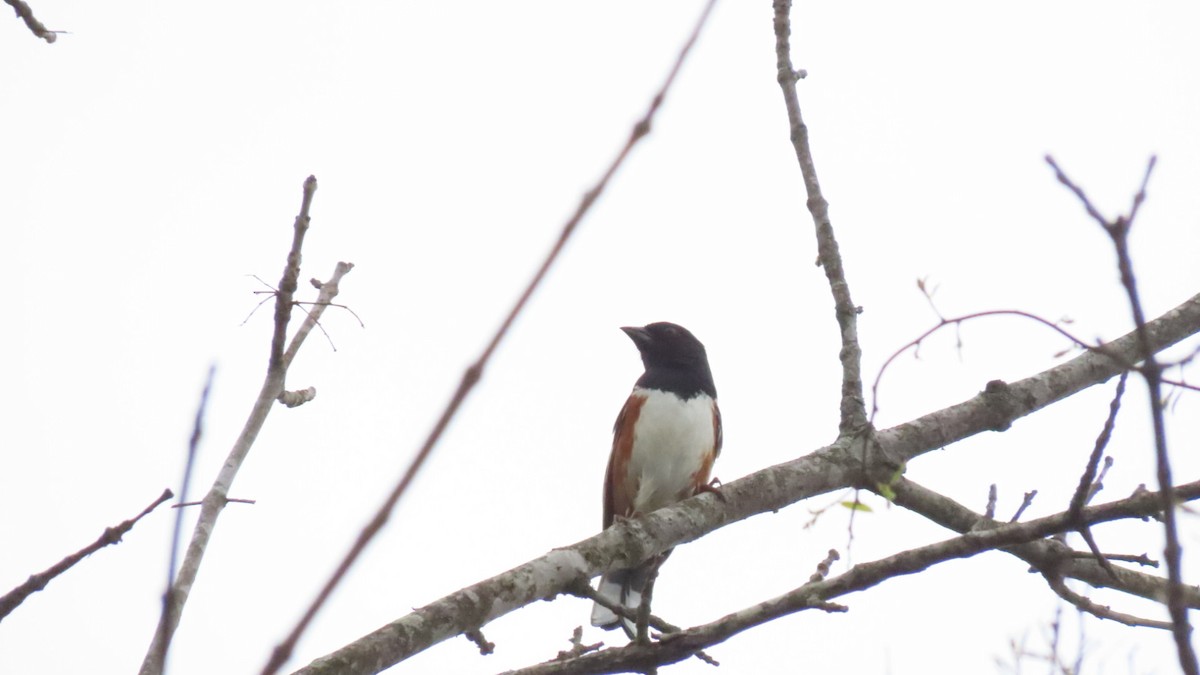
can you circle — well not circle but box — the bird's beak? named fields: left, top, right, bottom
left=620, top=325, right=651, bottom=349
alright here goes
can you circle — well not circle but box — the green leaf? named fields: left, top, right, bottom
left=841, top=501, right=873, bottom=513
left=876, top=482, right=897, bottom=502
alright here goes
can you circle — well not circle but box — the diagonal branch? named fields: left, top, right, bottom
left=889, top=478, right=1200, bottom=610
left=773, top=0, right=866, bottom=434
left=506, top=481, right=1200, bottom=675
left=260, top=3, right=721, bottom=674
left=3, top=0, right=57, bottom=43
left=0, top=488, right=173, bottom=621
left=290, top=293, right=1200, bottom=675
left=1043, top=572, right=1172, bottom=630
left=1065, top=372, right=1127, bottom=581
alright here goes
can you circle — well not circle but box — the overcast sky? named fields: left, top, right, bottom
left=3, top=2, right=1200, bottom=674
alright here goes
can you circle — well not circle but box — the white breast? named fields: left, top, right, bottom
left=627, top=387, right=716, bottom=515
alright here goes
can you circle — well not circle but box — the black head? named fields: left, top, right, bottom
left=621, top=322, right=717, bottom=399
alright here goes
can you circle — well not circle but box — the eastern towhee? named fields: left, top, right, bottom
left=590, top=322, right=722, bottom=637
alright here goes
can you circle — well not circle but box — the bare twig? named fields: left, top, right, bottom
left=571, top=581, right=670, bottom=636
left=1009, top=490, right=1038, bottom=523
left=153, top=366, right=215, bottom=671
left=893, top=478, right=1200, bottom=610
left=0, top=489, right=173, bottom=620
left=3, top=0, right=58, bottom=43
left=1047, top=154, right=1197, bottom=675
left=809, top=549, right=840, bottom=582
left=1043, top=573, right=1172, bottom=630
left=138, top=176, right=335, bottom=675
left=259, top=4, right=721, bottom=674
left=871, top=308, right=1157, bottom=423
left=877, top=296, right=1200, bottom=469
left=552, top=627, right=603, bottom=662
left=296, top=299, right=365, bottom=328
left=562, top=581, right=718, bottom=669
left=1088, top=456, right=1114, bottom=503
left=773, top=0, right=866, bottom=434
left=281, top=262, right=354, bottom=369
left=1068, top=551, right=1157, bottom=568
left=1065, top=373, right=1127, bottom=580
left=1068, top=353, right=1127, bottom=518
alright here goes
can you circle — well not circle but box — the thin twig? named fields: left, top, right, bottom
left=281, top=262, right=355, bottom=366
left=894, top=477, right=1200, bottom=610
left=154, top=366, right=216, bottom=671
left=1065, top=373, right=1127, bottom=580
left=1010, top=490, right=1038, bottom=523
left=1068, top=375, right=1125, bottom=518
left=1043, top=573, right=1172, bottom=630
left=1068, top=551, right=1157, bottom=567
left=258, top=4, right=720, bottom=673
left=0, top=489, right=173, bottom=620
left=552, top=627, right=603, bottom=662
left=773, top=0, right=866, bottom=434
left=870, top=309, right=1165, bottom=424
left=564, top=581, right=718, bottom=668
left=809, top=549, right=840, bottom=582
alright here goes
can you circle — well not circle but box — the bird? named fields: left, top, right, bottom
left=590, top=321, right=722, bottom=639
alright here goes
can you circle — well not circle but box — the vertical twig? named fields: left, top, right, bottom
left=1065, top=373, right=1126, bottom=580
left=772, top=0, right=866, bottom=434
left=153, top=365, right=216, bottom=672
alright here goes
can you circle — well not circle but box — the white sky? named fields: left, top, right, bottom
left=3, top=1, right=1200, bottom=674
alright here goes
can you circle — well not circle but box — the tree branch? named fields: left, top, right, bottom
left=773, top=0, right=866, bottom=434
left=3, top=0, right=57, bottom=43
left=291, top=293, right=1200, bottom=675
left=1043, top=572, right=1172, bottom=630
left=0, top=489, right=172, bottom=620
left=506, top=481, right=1200, bottom=675
left=889, top=478, right=1200, bottom=609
